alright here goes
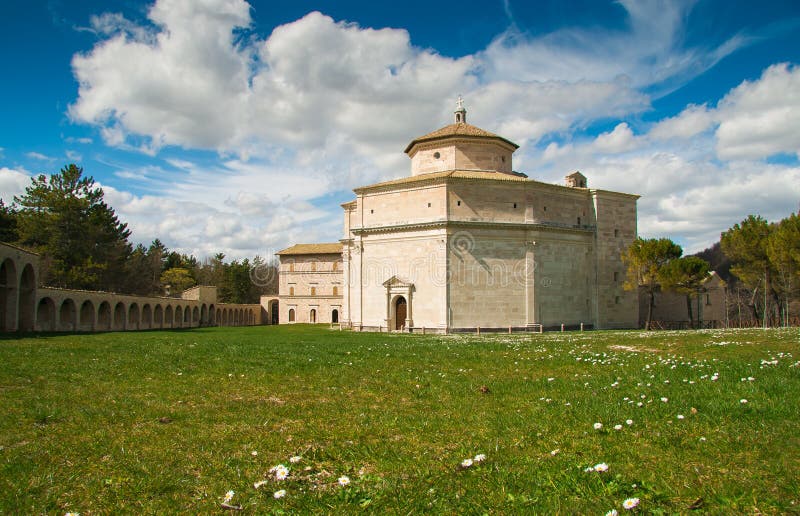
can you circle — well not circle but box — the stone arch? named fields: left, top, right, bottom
left=392, top=295, right=407, bottom=331
left=58, top=299, right=77, bottom=331
left=250, top=309, right=255, bottom=325
left=183, top=306, right=191, bottom=325
left=112, top=302, right=126, bottom=331
left=97, top=301, right=112, bottom=331
left=0, top=258, right=17, bottom=331
left=141, top=304, right=152, bottom=330
left=200, top=304, right=208, bottom=325
left=192, top=306, right=199, bottom=325
left=18, top=264, right=36, bottom=331
left=79, top=300, right=95, bottom=331
left=232, top=309, right=238, bottom=325
left=127, top=303, right=139, bottom=330
left=221, top=309, right=227, bottom=325
left=209, top=304, right=215, bottom=325
left=154, top=305, right=164, bottom=328
left=174, top=306, right=183, bottom=328
left=332, top=309, right=339, bottom=324
left=36, top=297, right=56, bottom=331
left=288, top=308, right=295, bottom=322
left=310, top=308, right=317, bottom=323
left=270, top=300, right=279, bottom=324
left=164, top=305, right=174, bottom=328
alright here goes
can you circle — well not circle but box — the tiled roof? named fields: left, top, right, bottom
left=404, top=122, right=519, bottom=153
left=354, top=170, right=530, bottom=192
left=276, top=243, right=343, bottom=255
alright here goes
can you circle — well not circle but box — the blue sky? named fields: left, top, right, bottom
left=1, top=0, right=799, bottom=259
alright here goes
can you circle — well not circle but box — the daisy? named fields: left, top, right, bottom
left=677, top=414, right=685, bottom=420
left=622, top=497, right=640, bottom=510
left=253, top=480, right=268, bottom=489
left=593, top=422, right=603, bottom=430
left=273, top=489, right=286, bottom=499
left=461, top=458, right=474, bottom=468
left=660, top=397, right=668, bottom=403
left=251, top=451, right=258, bottom=456
left=740, top=399, right=748, bottom=404
left=474, top=453, right=486, bottom=462
left=614, top=424, right=623, bottom=431
left=270, top=464, right=289, bottom=480
left=606, top=510, right=619, bottom=516
left=550, top=449, right=560, bottom=456
left=594, top=462, right=609, bottom=472
left=223, top=490, right=234, bottom=504
left=626, top=419, right=633, bottom=426
left=338, top=475, right=351, bottom=486
left=289, top=456, right=302, bottom=463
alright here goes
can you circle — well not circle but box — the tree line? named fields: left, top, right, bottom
left=0, top=164, right=277, bottom=303
left=624, top=212, right=800, bottom=329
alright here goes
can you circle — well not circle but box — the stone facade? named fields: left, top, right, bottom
left=269, top=244, right=343, bottom=325
left=274, top=102, right=640, bottom=331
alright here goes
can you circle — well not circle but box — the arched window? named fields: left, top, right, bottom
left=288, top=309, right=295, bottom=322
left=289, top=286, right=294, bottom=296
left=310, top=287, right=316, bottom=296
left=310, top=309, right=316, bottom=323
left=332, top=286, right=338, bottom=296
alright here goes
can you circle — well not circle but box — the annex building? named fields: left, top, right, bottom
left=271, top=100, right=639, bottom=332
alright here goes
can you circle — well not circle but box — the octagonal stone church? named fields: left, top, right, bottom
left=272, top=100, right=639, bottom=332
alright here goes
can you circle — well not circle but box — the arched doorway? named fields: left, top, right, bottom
left=58, top=299, right=77, bottom=331
left=270, top=301, right=279, bottom=324
left=36, top=298, right=56, bottom=331
left=331, top=309, right=339, bottom=324
left=18, top=264, right=36, bottom=331
left=0, top=258, right=16, bottom=331
left=142, top=304, right=152, bottom=329
left=288, top=308, right=295, bottom=322
left=128, top=303, right=139, bottom=330
left=97, top=302, right=112, bottom=331
left=114, top=302, right=126, bottom=330
left=79, top=300, right=95, bottom=331
left=310, top=309, right=316, bottom=323
left=395, top=296, right=407, bottom=331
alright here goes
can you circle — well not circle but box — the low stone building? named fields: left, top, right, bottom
left=266, top=243, right=343, bottom=325
left=639, top=272, right=728, bottom=329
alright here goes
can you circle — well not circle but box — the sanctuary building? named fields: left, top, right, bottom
left=272, top=100, right=639, bottom=331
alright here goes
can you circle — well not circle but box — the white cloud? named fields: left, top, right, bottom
left=64, top=0, right=797, bottom=258
left=0, top=167, right=32, bottom=202
left=593, top=123, right=638, bottom=153
left=26, top=152, right=56, bottom=161
left=715, top=63, right=800, bottom=160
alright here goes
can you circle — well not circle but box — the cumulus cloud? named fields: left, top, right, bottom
left=715, top=63, right=800, bottom=160
left=62, top=0, right=798, bottom=257
left=0, top=167, right=32, bottom=202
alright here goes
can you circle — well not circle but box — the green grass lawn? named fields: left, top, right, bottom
left=1, top=326, right=798, bottom=514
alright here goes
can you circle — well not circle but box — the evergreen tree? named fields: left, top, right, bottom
left=659, top=256, right=711, bottom=328
left=14, top=164, right=131, bottom=290
left=623, top=237, right=683, bottom=329
left=0, top=200, right=18, bottom=243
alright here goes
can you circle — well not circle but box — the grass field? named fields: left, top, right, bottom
left=0, top=325, right=798, bottom=514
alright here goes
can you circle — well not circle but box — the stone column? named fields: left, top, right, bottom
left=525, top=239, right=536, bottom=325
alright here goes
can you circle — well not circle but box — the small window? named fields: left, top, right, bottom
left=577, top=217, right=581, bottom=225
left=614, top=229, right=619, bottom=237
left=289, top=287, right=294, bottom=296
left=427, top=202, right=431, bottom=207
left=289, top=263, right=294, bottom=272
left=615, top=296, right=620, bottom=305
left=433, top=152, right=441, bottom=159
left=613, top=271, right=619, bottom=282
left=706, top=294, right=711, bottom=306
left=543, top=206, right=547, bottom=212
left=333, top=286, right=338, bottom=296
left=311, top=262, right=316, bottom=272
left=370, top=209, right=374, bottom=214
left=457, top=200, right=461, bottom=206
left=513, top=203, right=517, bottom=209
left=501, top=156, right=506, bottom=162
left=310, top=287, right=316, bottom=296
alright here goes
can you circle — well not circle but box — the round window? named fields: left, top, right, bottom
left=433, top=152, right=441, bottom=159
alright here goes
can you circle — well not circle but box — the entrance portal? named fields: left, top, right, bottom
left=395, top=297, right=407, bottom=330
